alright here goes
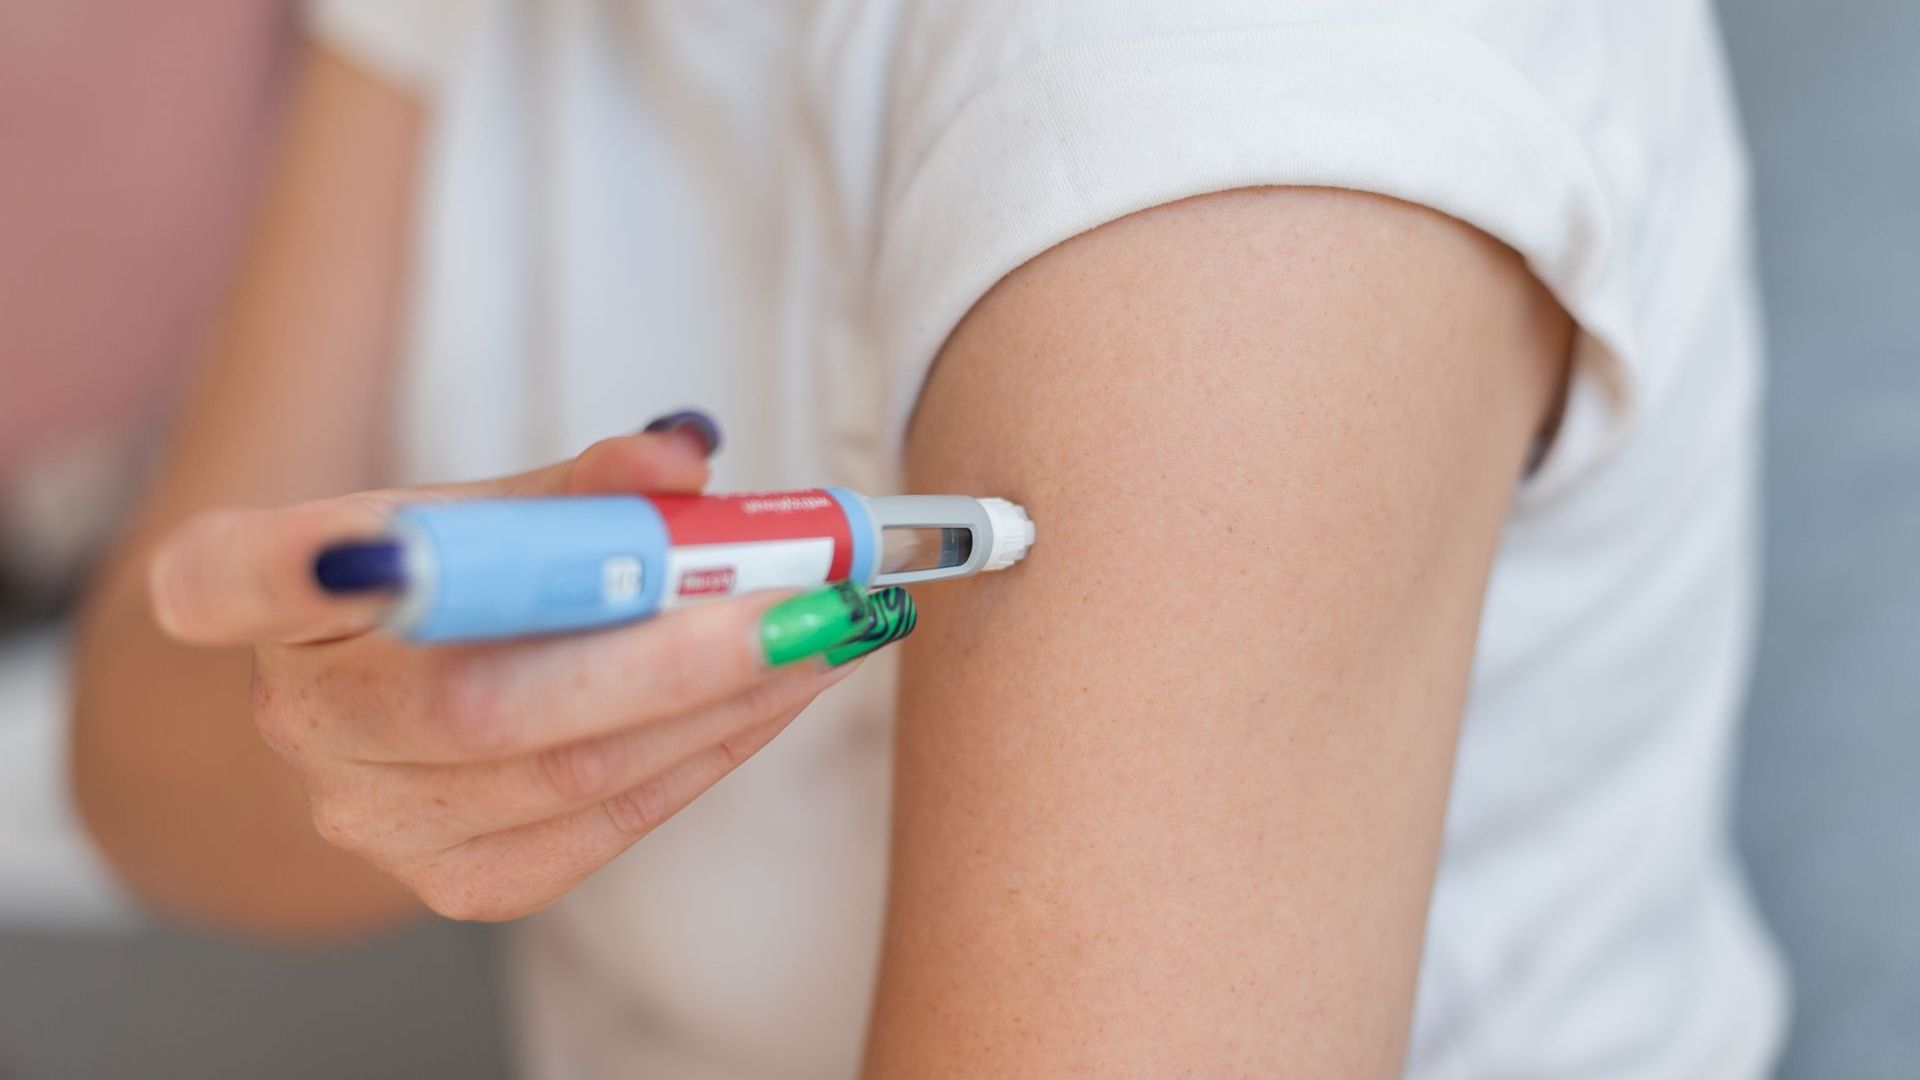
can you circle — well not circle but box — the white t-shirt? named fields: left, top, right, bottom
left=310, top=2, right=1786, bottom=1076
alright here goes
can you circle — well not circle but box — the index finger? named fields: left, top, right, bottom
left=148, top=430, right=716, bottom=647
left=148, top=495, right=400, bottom=646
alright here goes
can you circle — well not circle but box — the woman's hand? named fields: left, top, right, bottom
left=142, top=424, right=907, bottom=922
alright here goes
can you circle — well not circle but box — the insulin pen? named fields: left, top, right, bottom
left=313, top=489, right=1035, bottom=643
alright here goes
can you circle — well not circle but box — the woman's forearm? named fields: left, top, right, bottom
left=71, top=44, right=428, bottom=936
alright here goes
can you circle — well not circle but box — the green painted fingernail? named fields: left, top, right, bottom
left=760, top=582, right=874, bottom=666
left=823, top=587, right=917, bottom=667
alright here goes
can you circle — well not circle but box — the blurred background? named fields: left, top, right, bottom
left=0, top=1, right=1913, bottom=1076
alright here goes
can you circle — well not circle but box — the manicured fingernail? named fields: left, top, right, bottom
left=641, top=408, right=722, bottom=458
left=759, top=582, right=874, bottom=667
left=314, top=540, right=406, bottom=594
left=823, top=587, right=916, bottom=667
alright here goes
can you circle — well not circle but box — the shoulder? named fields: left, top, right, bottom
left=873, top=3, right=1633, bottom=278
left=870, top=0, right=1719, bottom=485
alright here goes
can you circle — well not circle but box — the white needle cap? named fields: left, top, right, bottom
left=978, top=498, right=1035, bottom=572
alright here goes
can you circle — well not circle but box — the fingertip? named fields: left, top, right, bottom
left=568, top=433, right=712, bottom=495
left=755, top=582, right=878, bottom=669
left=648, top=425, right=718, bottom=469
left=640, top=408, right=722, bottom=458
left=820, top=586, right=917, bottom=668
left=146, top=540, right=191, bottom=641
left=144, top=510, right=239, bottom=643
left=143, top=500, right=394, bottom=646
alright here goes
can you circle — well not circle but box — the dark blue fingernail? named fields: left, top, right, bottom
left=641, top=408, right=722, bottom=458
left=314, top=540, right=406, bottom=594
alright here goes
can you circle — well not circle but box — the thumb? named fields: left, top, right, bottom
left=560, top=421, right=717, bottom=496
left=478, top=413, right=719, bottom=499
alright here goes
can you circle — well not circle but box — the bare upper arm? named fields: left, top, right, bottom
left=866, top=188, right=1570, bottom=1075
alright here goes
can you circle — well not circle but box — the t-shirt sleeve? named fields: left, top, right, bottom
left=305, top=0, right=479, bottom=94
left=872, top=14, right=1640, bottom=494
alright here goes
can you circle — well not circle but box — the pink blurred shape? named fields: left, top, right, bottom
left=0, top=2, right=292, bottom=486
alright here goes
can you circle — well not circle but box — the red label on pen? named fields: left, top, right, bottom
left=653, top=489, right=852, bottom=579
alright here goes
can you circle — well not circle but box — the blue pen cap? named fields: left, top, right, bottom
left=389, top=497, right=671, bottom=643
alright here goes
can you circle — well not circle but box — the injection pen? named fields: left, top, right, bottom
left=313, top=488, right=1035, bottom=643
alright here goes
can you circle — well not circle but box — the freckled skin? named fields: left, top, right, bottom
left=864, top=189, right=1568, bottom=1076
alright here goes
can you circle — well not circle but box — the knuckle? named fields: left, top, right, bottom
left=430, top=659, right=514, bottom=757
left=719, top=707, right=794, bottom=768
left=308, top=796, right=374, bottom=854
left=717, top=731, right=756, bottom=769
left=538, top=736, right=621, bottom=804
left=736, top=675, right=798, bottom=724
left=602, top=785, right=666, bottom=838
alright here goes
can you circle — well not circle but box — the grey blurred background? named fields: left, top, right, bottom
left=0, top=1, right=1914, bottom=1076
left=1728, top=0, right=1920, bottom=1076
